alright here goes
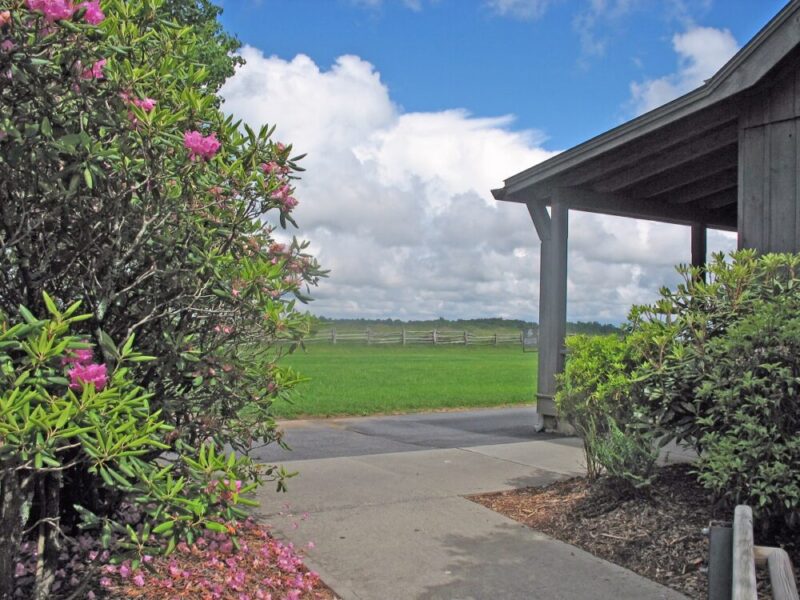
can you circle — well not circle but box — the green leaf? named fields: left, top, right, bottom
left=83, top=167, right=93, bottom=190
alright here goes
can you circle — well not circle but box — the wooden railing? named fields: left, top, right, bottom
left=708, top=505, right=798, bottom=600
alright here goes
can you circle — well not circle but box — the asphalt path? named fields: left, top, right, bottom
left=249, top=406, right=559, bottom=462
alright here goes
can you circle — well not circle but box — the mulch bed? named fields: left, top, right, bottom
left=468, top=464, right=799, bottom=599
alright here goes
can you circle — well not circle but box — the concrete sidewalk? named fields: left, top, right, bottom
left=254, top=421, right=687, bottom=600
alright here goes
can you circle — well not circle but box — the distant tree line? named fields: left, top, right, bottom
left=308, top=315, right=621, bottom=336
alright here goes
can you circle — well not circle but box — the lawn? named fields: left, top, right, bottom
left=273, top=343, right=538, bottom=419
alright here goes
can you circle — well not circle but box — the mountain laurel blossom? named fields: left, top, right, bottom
left=26, top=0, right=105, bottom=24
left=26, top=0, right=74, bottom=22
left=0, top=11, right=10, bottom=27
left=68, top=362, right=108, bottom=391
left=76, top=0, right=104, bottom=24
left=80, top=58, right=106, bottom=80
left=184, top=130, right=221, bottom=161
left=62, top=347, right=94, bottom=367
left=132, top=97, right=156, bottom=112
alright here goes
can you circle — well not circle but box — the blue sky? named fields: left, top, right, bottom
left=218, top=0, right=789, bottom=323
left=221, top=0, right=784, bottom=147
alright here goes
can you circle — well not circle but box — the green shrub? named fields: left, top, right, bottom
left=628, top=250, right=800, bottom=449
left=0, top=296, right=273, bottom=597
left=693, top=301, right=800, bottom=525
left=629, top=250, right=800, bottom=524
left=592, top=417, right=657, bottom=492
left=555, top=334, right=635, bottom=479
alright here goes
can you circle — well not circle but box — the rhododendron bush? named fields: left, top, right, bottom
left=0, top=0, right=323, bottom=597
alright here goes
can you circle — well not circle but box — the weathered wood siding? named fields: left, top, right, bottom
left=739, top=53, right=800, bottom=252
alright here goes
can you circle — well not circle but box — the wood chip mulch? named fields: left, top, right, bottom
left=468, top=464, right=800, bottom=600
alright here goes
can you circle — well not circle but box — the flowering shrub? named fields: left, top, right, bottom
left=2, top=297, right=286, bottom=598
left=1, top=1, right=323, bottom=584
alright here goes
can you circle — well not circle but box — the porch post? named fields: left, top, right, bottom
left=527, top=193, right=569, bottom=428
left=691, top=223, right=707, bottom=280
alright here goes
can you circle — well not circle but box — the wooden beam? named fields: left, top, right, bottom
left=553, top=187, right=738, bottom=230
left=526, top=201, right=551, bottom=241
left=753, top=546, right=799, bottom=600
left=733, top=505, right=757, bottom=600
left=691, top=224, right=707, bottom=280
left=695, top=187, right=738, bottom=209
left=623, top=145, right=738, bottom=199
left=593, top=123, right=739, bottom=193
left=657, top=168, right=738, bottom=204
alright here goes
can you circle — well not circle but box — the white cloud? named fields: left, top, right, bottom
left=485, top=0, right=553, bottom=20
left=351, top=0, right=428, bottom=10
left=629, top=26, right=739, bottom=114
left=221, top=46, right=735, bottom=322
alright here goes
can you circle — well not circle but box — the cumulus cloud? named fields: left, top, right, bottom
left=485, top=0, right=553, bottom=20
left=629, top=26, right=739, bottom=114
left=221, top=46, right=735, bottom=322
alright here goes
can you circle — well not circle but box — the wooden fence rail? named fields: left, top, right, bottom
left=709, top=505, right=798, bottom=600
left=304, top=329, right=536, bottom=348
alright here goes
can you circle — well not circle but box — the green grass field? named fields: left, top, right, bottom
left=273, top=344, right=538, bottom=419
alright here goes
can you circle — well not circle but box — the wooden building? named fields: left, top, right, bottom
left=491, top=0, right=800, bottom=426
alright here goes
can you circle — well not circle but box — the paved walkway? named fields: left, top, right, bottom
left=254, top=408, right=689, bottom=600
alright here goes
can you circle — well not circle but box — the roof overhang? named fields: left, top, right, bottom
left=492, top=0, right=800, bottom=233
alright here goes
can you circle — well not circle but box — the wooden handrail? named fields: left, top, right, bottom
left=754, top=546, right=799, bottom=600
left=733, top=505, right=757, bottom=600
left=730, top=505, right=799, bottom=600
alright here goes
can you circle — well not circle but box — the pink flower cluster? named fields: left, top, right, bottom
left=184, top=130, right=221, bottom=161
left=273, top=183, right=298, bottom=211
left=132, top=97, right=156, bottom=112
left=63, top=345, right=108, bottom=391
left=260, top=148, right=299, bottom=212
left=80, top=58, right=106, bottom=80
left=26, top=0, right=104, bottom=24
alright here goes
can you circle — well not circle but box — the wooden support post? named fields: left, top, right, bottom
left=733, top=505, right=757, bottom=600
left=528, top=194, right=568, bottom=425
left=433, top=329, right=438, bottom=345
left=463, top=330, right=468, bottom=345
left=366, top=329, right=371, bottom=345
left=402, top=329, right=406, bottom=346
left=331, top=328, right=337, bottom=345
left=493, top=333, right=498, bottom=346
left=691, top=223, right=707, bottom=281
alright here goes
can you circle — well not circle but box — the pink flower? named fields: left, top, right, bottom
left=63, top=347, right=93, bottom=366
left=261, top=161, right=278, bottom=174
left=99, top=577, right=112, bottom=588
left=132, top=97, right=156, bottom=112
left=76, top=0, right=103, bottom=24
left=118, top=563, right=131, bottom=579
left=0, top=11, right=10, bottom=27
left=68, top=362, right=108, bottom=390
left=183, top=130, right=221, bottom=161
left=132, top=572, right=145, bottom=587
left=14, top=562, right=25, bottom=577
left=81, top=58, right=106, bottom=80
left=224, top=479, right=242, bottom=493
left=27, top=0, right=74, bottom=22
